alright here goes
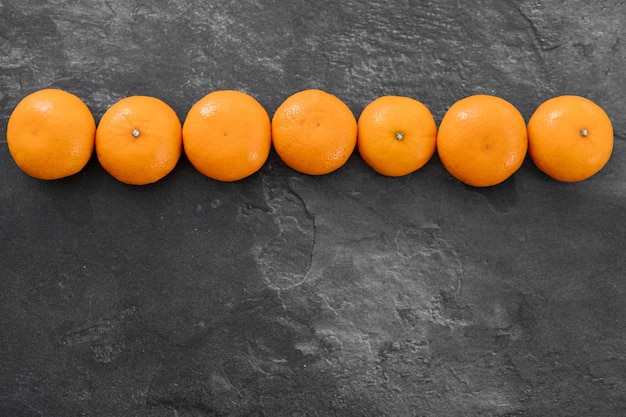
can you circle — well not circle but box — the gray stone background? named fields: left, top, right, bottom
left=1, top=0, right=625, bottom=416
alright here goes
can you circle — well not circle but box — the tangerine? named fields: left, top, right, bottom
left=6, top=88, right=96, bottom=180
left=182, top=90, right=271, bottom=182
left=436, top=95, right=527, bottom=187
left=271, top=89, right=357, bottom=175
left=357, top=96, right=437, bottom=177
left=95, top=96, right=182, bottom=185
left=527, top=95, right=613, bottom=182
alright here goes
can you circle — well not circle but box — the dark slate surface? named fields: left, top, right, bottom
left=1, top=1, right=625, bottom=416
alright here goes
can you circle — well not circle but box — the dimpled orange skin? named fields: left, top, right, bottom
left=272, top=89, right=357, bottom=175
left=95, top=96, right=182, bottom=185
left=7, top=88, right=96, bottom=180
left=357, top=96, right=437, bottom=177
left=182, top=90, right=271, bottom=182
left=436, top=95, right=528, bottom=187
left=527, top=95, right=613, bottom=182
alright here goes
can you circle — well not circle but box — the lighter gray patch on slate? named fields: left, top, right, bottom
left=258, top=174, right=316, bottom=290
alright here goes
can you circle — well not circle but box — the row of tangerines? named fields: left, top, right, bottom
left=5, top=88, right=613, bottom=186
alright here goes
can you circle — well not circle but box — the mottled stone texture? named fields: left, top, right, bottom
left=1, top=1, right=625, bottom=416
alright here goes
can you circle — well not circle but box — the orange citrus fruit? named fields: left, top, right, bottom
left=357, top=96, right=437, bottom=177
left=436, top=95, right=527, bottom=187
left=527, top=95, right=613, bottom=182
left=95, top=96, right=182, bottom=185
left=182, top=90, right=271, bottom=182
left=6, top=88, right=96, bottom=180
left=271, top=89, right=357, bottom=175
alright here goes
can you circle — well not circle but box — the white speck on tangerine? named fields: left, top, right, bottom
left=131, top=128, right=141, bottom=138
